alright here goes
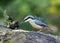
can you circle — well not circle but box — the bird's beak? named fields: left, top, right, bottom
left=20, top=20, right=25, bottom=24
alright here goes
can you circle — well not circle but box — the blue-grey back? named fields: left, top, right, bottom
left=33, top=19, right=47, bottom=27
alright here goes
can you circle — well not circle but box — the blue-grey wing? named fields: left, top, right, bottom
left=34, top=19, right=47, bottom=27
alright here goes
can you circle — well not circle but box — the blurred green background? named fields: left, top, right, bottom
left=0, top=0, right=60, bottom=36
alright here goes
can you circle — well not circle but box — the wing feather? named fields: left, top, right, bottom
left=34, top=19, right=47, bottom=27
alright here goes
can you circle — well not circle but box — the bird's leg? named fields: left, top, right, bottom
left=37, top=27, right=44, bottom=32
left=38, top=27, right=49, bottom=33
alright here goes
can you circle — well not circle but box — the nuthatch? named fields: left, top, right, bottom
left=22, top=15, right=52, bottom=34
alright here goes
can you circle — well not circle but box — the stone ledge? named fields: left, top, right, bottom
left=0, top=29, right=60, bottom=43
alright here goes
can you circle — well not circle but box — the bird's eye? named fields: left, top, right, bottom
left=24, top=17, right=30, bottom=21
left=24, top=19, right=27, bottom=21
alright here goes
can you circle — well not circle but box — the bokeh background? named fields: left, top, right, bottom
left=0, top=0, right=60, bottom=36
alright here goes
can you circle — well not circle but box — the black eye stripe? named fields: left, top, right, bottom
left=24, top=17, right=30, bottom=21
left=24, top=17, right=34, bottom=21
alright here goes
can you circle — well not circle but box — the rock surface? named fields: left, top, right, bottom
left=0, top=25, right=60, bottom=43
left=0, top=29, right=60, bottom=43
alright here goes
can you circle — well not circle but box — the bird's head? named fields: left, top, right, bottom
left=23, top=15, right=35, bottom=22
left=21, top=15, right=35, bottom=23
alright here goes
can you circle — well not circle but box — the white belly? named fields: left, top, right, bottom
left=29, top=20, right=43, bottom=30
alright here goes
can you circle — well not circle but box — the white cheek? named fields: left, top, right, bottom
left=25, top=19, right=32, bottom=22
left=25, top=20, right=29, bottom=22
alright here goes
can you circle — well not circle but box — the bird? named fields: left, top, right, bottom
left=21, top=15, right=53, bottom=34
